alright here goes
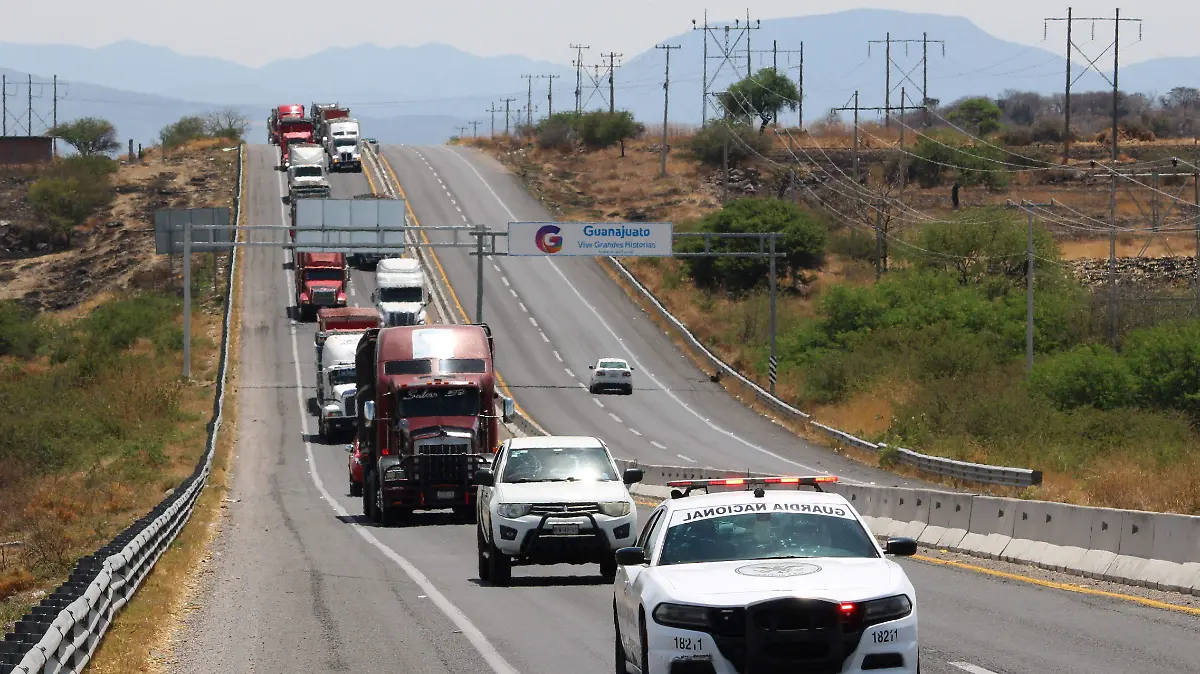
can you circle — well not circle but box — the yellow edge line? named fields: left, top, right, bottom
left=363, top=158, right=379, bottom=195
left=911, top=555, right=1200, bottom=616
left=374, top=148, right=534, bottom=425
left=635, top=495, right=1199, bottom=616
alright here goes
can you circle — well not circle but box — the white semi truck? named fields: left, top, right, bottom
left=324, top=118, right=362, bottom=173
left=371, top=257, right=428, bottom=327
left=287, top=143, right=331, bottom=199
left=315, top=330, right=363, bottom=440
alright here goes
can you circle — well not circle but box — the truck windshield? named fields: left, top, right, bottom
left=330, top=367, right=356, bottom=387
left=334, top=138, right=357, bottom=147
left=657, top=510, right=880, bottom=566
left=396, top=387, right=480, bottom=418
left=378, top=287, right=422, bottom=303
left=294, top=166, right=323, bottom=177
left=304, top=269, right=343, bottom=282
left=500, top=446, right=617, bottom=483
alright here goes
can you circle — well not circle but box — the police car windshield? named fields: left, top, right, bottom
left=500, top=446, right=617, bottom=483
left=657, top=505, right=879, bottom=566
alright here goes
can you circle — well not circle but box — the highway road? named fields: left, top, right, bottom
left=165, top=144, right=1200, bottom=674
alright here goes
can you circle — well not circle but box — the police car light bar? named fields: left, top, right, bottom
left=666, top=475, right=839, bottom=497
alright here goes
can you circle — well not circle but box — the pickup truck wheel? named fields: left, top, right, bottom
left=477, top=528, right=491, bottom=582
left=600, top=553, right=618, bottom=582
left=487, top=538, right=512, bottom=586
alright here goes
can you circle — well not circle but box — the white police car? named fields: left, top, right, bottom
left=613, top=476, right=920, bottom=674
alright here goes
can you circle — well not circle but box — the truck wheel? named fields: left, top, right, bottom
left=600, top=553, right=618, bottom=582
left=317, top=417, right=327, bottom=441
left=487, top=538, right=512, bottom=586
left=477, top=528, right=491, bottom=582
left=349, top=479, right=362, bottom=498
left=366, top=471, right=380, bottom=523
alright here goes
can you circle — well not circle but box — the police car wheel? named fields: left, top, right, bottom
left=638, top=613, right=649, bottom=674
left=613, top=604, right=628, bottom=674
left=600, top=554, right=618, bottom=582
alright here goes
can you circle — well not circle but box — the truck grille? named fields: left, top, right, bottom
left=417, top=443, right=471, bottom=484
left=341, top=152, right=353, bottom=161
left=385, top=311, right=418, bottom=326
left=342, top=392, right=356, bottom=415
left=311, top=288, right=337, bottom=306
left=529, top=503, right=600, bottom=516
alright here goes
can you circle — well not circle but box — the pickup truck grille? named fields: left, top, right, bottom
left=529, top=503, right=600, bottom=516
left=417, top=443, right=471, bottom=484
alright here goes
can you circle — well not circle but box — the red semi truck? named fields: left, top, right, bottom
left=295, top=252, right=347, bottom=321
left=268, top=104, right=304, bottom=145
left=354, top=324, right=514, bottom=525
left=278, top=117, right=316, bottom=167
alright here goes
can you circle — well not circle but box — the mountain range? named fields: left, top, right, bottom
left=1, top=9, right=1197, bottom=145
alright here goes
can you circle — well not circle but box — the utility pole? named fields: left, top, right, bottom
left=833, top=93, right=917, bottom=184
left=522, top=74, right=535, bottom=127
left=1007, top=199, right=1055, bottom=374
left=751, top=45, right=803, bottom=126
left=470, top=120, right=480, bottom=137
left=52, top=75, right=57, bottom=156
left=502, top=97, right=516, bottom=136
left=602, top=52, right=622, bottom=113
left=571, top=44, right=589, bottom=114
left=1045, top=8, right=1075, bottom=163
left=457, top=125, right=469, bottom=138
left=1, top=74, right=6, bottom=136
left=797, top=43, right=804, bottom=129
left=899, top=87, right=906, bottom=192
left=657, top=44, right=681, bottom=177
left=539, top=74, right=561, bottom=118
left=869, top=33, right=945, bottom=128
left=487, top=103, right=500, bottom=137
left=27, top=75, right=33, bottom=136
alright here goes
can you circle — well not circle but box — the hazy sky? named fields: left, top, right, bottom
left=3, top=1, right=1194, bottom=66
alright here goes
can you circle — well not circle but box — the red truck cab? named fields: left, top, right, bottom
left=295, top=252, right=347, bottom=321
left=269, top=104, right=304, bottom=145
left=278, top=117, right=315, bottom=167
left=354, top=324, right=513, bottom=525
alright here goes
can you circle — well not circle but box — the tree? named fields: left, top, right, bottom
left=948, top=97, right=1002, bottom=136
left=50, top=117, right=120, bottom=156
left=687, top=123, right=770, bottom=168
left=720, top=68, right=800, bottom=134
left=204, top=108, right=250, bottom=141
left=159, top=116, right=207, bottom=149
left=900, top=207, right=1059, bottom=288
left=681, top=198, right=827, bottom=293
left=575, top=111, right=643, bottom=151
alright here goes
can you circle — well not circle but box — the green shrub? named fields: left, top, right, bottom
left=827, top=228, right=877, bottom=263
left=535, top=112, right=580, bottom=150
left=687, top=123, right=771, bottom=168
left=160, top=116, right=207, bottom=149
left=1001, top=126, right=1033, bottom=147
left=680, top=198, right=827, bottom=293
left=1030, top=118, right=1067, bottom=143
left=1124, top=320, right=1200, bottom=416
left=0, top=301, right=45, bottom=358
left=575, top=111, right=643, bottom=149
left=1030, top=344, right=1137, bottom=410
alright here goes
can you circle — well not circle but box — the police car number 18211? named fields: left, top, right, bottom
left=872, top=628, right=898, bottom=644
left=673, top=636, right=703, bottom=651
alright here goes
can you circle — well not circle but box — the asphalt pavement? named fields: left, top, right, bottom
left=165, top=144, right=1200, bottom=674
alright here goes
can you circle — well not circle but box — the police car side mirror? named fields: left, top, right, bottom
left=622, top=468, right=644, bottom=485
left=474, top=469, right=494, bottom=487
left=615, top=547, right=646, bottom=566
left=362, top=400, right=376, bottom=427
left=884, top=537, right=917, bottom=557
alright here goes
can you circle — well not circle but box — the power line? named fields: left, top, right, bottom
left=691, top=9, right=761, bottom=125
left=867, top=33, right=945, bottom=127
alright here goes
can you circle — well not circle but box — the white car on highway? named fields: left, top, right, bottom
left=474, top=436, right=644, bottom=586
left=613, top=476, right=920, bottom=674
left=588, top=357, right=634, bottom=395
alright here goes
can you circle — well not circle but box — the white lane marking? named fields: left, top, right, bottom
left=461, top=215, right=469, bottom=223
left=273, top=173, right=519, bottom=674
left=949, top=664, right=1000, bottom=674
left=438, top=145, right=859, bottom=484
left=529, top=317, right=538, bottom=328
left=501, top=277, right=510, bottom=287
left=349, top=285, right=356, bottom=298
left=456, top=206, right=463, bottom=213
left=540, top=332, right=549, bottom=343
left=593, top=399, right=604, bottom=408
left=451, top=199, right=457, bottom=206
left=519, top=302, right=528, bottom=313
left=608, top=413, right=623, bottom=424
left=676, top=454, right=696, bottom=463
left=565, top=368, right=575, bottom=378
left=629, top=429, right=642, bottom=437
left=493, top=264, right=501, bottom=272
left=553, top=350, right=562, bottom=362
left=509, top=289, right=518, bottom=298
left=651, top=441, right=667, bottom=450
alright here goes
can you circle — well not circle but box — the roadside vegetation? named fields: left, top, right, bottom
left=465, top=72, right=1200, bottom=514
left=0, top=119, right=236, bottom=632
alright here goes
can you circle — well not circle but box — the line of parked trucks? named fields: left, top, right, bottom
left=268, top=102, right=364, bottom=203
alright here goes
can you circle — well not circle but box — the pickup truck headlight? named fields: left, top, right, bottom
left=497, top=503, right=532, bottom=519
left=653, top=603, right=710, bottom=629
left=599, top=501, right=630, bottom=517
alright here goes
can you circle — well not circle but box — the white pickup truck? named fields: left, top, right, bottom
left=324, top=118, right=362, bottom=173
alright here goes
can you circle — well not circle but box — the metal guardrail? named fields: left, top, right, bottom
left=599, top=256, right=1042, bottom=488
left=2, top=145, right=243, bottom=674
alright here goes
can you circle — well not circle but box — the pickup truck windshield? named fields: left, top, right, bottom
left=294, top=166, right=323, bottom=177
left=304, top=269, right=343, bottom=282
left=500, top=446, right=617, bottom=483
left=378, top=287, right=422, bottom=303
left=657, top=510, right=879, bottom=566
left=396, top=387, right=480, bottom=418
